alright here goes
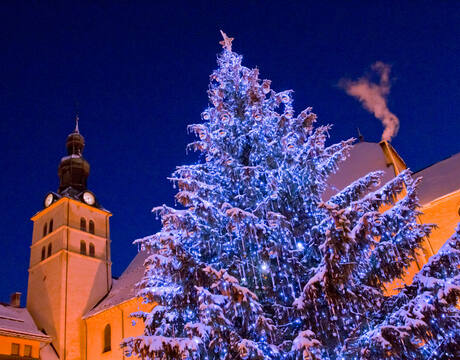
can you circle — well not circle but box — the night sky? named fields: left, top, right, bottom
left=0, top=1, right=458, bottom=305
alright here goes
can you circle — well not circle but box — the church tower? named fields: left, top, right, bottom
left=27, top=118, right=112, bottom=360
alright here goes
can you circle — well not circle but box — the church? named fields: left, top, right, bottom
left=0, top=122, right=458, bottom=360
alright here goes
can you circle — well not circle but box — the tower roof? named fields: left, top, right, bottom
left=65, top=115, right=85, bottom=156
left=57, top=115, right=90, bottom=194
left=38, top=115, right=105, bottom=210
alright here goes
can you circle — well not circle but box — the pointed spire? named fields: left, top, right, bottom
left=66, top=113, right=85, bottom=156
left=74, top=113, right=80, bottom=134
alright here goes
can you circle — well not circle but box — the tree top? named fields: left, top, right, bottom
left=219, top=30, right=234, bottom=52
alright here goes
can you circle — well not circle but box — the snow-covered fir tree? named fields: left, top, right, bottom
left=124, top=33, right=459, bottom=359
left=349, top=226, right=460, bottom=359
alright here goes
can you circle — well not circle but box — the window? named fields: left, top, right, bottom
left=89, top=220, right=95, bottom=234
left=11, top=343, right=19, bottom=355
left=43, top=223, right=47, bottom=237
left=47, top=243, right=52, bottom=258
left=41, top=246, right=46, bottom=261
left=103, top=324, right=111, bottom=352
left=80, top=217, right=86, bottom=231
left=80, top=241, right=87, bottom=255
left=24, top=344, right=32, bottom=357
left=89, top=243, right=95, bottom=257
left=49, top=219, right=54, bottom=233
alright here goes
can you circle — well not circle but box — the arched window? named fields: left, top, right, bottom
left=43, top=223, right=47, bottom=237
left=80, top=241, right=87, bottom=255
left=49, top=219, right=54, bottom=233
left=89, top=243, right=95, bottom=257
left=47, top=243, right=52, bottom=258
left=89, top=220, right=95, bottom=234
left=41, top=247, right=46, bottom=261
left=80, top=217, right=86, bottom=231
left=103, top=324, right=111, bottom=352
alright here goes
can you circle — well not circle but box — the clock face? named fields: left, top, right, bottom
left=44, top=193, right=54, bottom=208
left=83, top=192, right=95, bottom=205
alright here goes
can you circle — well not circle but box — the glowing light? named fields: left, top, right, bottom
left=221, top=113, right=230, bottom=123
left=281, top=94, right=290, bottom=103
left=202, top=111, right=211, bottom=120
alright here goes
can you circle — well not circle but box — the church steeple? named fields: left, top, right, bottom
left=57, top=115, right=90, bottom=194
left=27, top=115, right=112, bottom=358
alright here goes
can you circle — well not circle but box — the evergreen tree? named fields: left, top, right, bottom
left=349, top=226, right=460, bottom=359
left=124, top=33, right=458, bottom=359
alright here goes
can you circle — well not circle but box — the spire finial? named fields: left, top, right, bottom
left=219, top=30, right=234, bottom=52
left=73, top=100, right=80, bottom=133
left=75, top=114, right=80, bottom=134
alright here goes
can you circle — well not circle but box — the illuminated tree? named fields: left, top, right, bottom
left=349, top=226, right=460, bottom=359
left=124, top=33, right=457, bottom=359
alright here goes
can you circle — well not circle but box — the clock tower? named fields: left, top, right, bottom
left=27, top=118, right=112, bottom=360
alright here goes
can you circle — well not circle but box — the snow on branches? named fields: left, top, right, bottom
left=349, top=226, right=460, bottom=359
left=126, top=34, right=457, bottom=360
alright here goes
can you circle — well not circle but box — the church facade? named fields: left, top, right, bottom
left=0, top=124, right=458, bottom=359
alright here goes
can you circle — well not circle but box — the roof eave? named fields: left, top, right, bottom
left=0, top=328, right=51, bottom=342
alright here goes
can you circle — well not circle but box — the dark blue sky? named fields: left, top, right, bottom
left=0, top=1, right=458, bottom=305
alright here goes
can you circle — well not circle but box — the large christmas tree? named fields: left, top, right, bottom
left=124, top=33, right=459, bottom=359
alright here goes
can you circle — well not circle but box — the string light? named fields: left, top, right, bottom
left=126, top=32, right=456, bottom=360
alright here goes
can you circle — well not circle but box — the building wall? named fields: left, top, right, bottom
left=84, top=298, right=152, bottom=360
left=68, top=201, right=110, bottom=239
left=419, top=190, right=460, bottom=256
left=0, top=335, right=41, bottom=359
left=64, top=252, right=112, bottom=359
left=31, top=201, right=67, bottom=247
left=27, top=197, right=112, bottom=360
left=385, top=190, right=460, bottom=294
left=27, top=250, right=65, bottom=356
left=360, top=143, right=460, bottom=294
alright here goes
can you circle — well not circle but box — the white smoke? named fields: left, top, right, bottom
left=340, top=62, right=399, bottom=142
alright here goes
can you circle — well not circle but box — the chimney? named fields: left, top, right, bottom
left=10, top=292, right=21, bottom=308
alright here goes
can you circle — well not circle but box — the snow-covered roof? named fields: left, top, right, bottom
left=0, top=303, right=50, bottom=341
left=84, top=251, right=148, bottom=318
left=324, top=141, right=460, bottom=206
left=324, top=142, right=397, bottom=200
left=414, top=151, right=460, bottom=205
